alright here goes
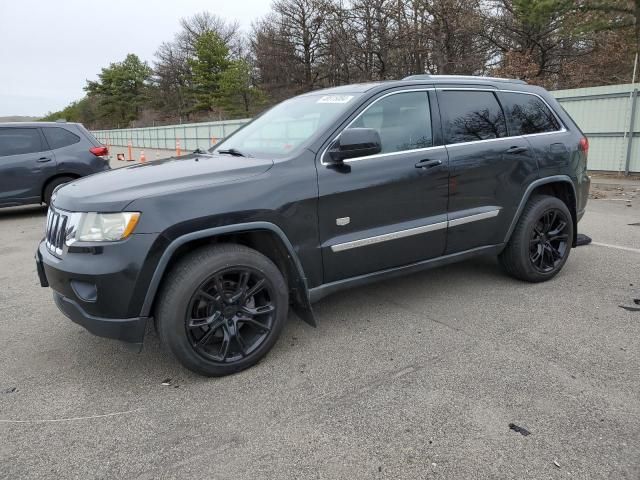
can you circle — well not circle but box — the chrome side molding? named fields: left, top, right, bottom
left=330, top=208, right=501, bottom=252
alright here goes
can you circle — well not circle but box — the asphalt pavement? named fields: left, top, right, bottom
left=0, top=189, right=639, bottom=479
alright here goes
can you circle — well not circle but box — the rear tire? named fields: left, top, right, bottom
left=499, top=195, right=574, bottom=282
left=43, top=176, right=75, bottom=205
left=156, top=244, right=288, bottom=377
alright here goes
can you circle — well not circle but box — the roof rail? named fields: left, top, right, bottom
left=403, top=74, right=527, bottom=85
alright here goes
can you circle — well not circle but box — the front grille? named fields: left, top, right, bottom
left=45, top=207, right=69, bottom=256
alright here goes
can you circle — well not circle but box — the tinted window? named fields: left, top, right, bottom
left=43, top=127, right=81, bottom=149
left=441, top=91, right=507, bottom=144
left=500, top=92, right=561, bottom=135
left=349, top=91, right=432, bottom=155
left=0, top=128, right=44, bottom=157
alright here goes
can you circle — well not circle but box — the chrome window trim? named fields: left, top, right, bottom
left=437, top=87, right=566, bottom=135
left=497, top=88, right=567, bottom=134
left=444, top=136, right=515, bottom=149
left=319, top=86, right=568, bottom=165
left=444, top=128, right=568, bottom=149
left=330, top=208, right=501, bottom=252
left=321, top=88, right=436, bottom=165
left=327, top=144, right=446, bottom=163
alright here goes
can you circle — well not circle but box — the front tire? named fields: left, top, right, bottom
left=499, top=195, right=574, bottom=282
left=156, top=244, right=288, bottom=377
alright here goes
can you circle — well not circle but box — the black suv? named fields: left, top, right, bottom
left=36, top=76, right=590, bottom=376
left=0, top=122, right=110, bottom=208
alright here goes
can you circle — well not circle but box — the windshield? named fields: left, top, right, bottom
left=211, top=93, right=362, bottom=158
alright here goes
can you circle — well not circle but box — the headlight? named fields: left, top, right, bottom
left=65, top=212, right=140, bottom=245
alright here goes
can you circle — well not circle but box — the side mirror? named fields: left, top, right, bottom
left=328, top=128, right=382, bottom=163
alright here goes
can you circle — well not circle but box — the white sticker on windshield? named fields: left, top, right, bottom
left=317, top=95, right=354, bottom=104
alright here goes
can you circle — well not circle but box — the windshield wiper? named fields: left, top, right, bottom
left=216, top=148, right=248, bottom=157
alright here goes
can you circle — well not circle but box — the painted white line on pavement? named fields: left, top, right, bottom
left=0, top=408, right=143, bottom=424
left=591, top=242, right=640, bottom=254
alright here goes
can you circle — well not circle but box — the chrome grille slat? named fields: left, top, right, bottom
left=45, top=210, right=53, bottom=247
left=46, top=210, right=54, bottom=246
left=55, top=216, right=67, bottom=254
left=51, top=214, right=60, bottom=245
left=46, top=214, right=54, bottom=246
left=44, top=207, right=69, bottom=256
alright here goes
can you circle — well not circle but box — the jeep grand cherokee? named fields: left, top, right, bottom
left=36, top=75, right=590, bottom=376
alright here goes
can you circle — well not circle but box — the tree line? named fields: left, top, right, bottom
left=42, top=0, right=640, bottom=129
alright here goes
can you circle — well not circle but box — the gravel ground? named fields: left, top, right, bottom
left=0, top=193, right=639, bottom=479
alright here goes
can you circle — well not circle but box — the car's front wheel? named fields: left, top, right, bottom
left=499, top=195, right=574, bottom=282
left=156, top=244, right=288, bottom=376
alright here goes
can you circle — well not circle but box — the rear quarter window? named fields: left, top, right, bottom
left=76, top=124, right=101, bottom=146
left=0, top=128, right=45, bottom=156
left=43, top=127, right=81, bottom=150
left=499, top=92, right=561, bottom=135
left=440, top=91, right=507, bottom=144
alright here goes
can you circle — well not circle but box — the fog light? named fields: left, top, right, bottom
left=70, top=280, right=97, bottom=303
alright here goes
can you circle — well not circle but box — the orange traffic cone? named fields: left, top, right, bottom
left=176, top=139, right=181, bottom=157
left=140, top=150, right=146, bottom=163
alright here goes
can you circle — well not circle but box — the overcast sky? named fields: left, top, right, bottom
left=0, top=0, right=271, bottom=116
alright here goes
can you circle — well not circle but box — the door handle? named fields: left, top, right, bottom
left=504, top=146, right=528, bottom=155
left=37, top=157, right=52, bottom=163
left=415, top=159, right=442, bottom=169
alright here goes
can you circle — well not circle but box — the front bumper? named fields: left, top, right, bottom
left=36, top=234, right=158, bottom=345
left=53, top=291, right=148, bottom=345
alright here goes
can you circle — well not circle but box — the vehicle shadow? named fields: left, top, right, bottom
left=0, top=204, right=47, bottom=219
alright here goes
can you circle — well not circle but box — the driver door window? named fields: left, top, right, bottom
left=348, top=91, right=433, bottom=156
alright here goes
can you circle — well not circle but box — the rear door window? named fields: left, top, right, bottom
left=43, top=127, right=81, bottom=150
left=499, top=92, right=561, bottom=135
left=0, top=128, right=45, bottom=156
left=440, top=91, right=507, bottom=144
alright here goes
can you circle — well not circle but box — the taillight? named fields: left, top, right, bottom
left=579, top=137, right=589, bottom=154
left=90, top=146, right=109, bottom=157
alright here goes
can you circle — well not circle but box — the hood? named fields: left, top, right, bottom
left=53, top=153, right=274, bottom=212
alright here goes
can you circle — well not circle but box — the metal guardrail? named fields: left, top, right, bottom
left=93, top=84, right=640, bottom=173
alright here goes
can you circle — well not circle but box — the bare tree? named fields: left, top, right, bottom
left=177, top=11, right=242, bottom=56
left=251, top=15, right=304, bottom=101
left=153, top=41, right=191, bottom=119
left=272, top=0, right=330, bottom=89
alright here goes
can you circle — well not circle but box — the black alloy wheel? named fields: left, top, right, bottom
left=499, top=194, right=574, bottom=282
left=529, top=208, right=570, bottom=273
left=156, top=244, right=288, bottom=377
left=186, top=267, right=275, bottom=363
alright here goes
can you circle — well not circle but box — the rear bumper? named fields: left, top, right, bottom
left=577, top=175, right=591, bottom=223
left=53, top=291, right=148, bottom=345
